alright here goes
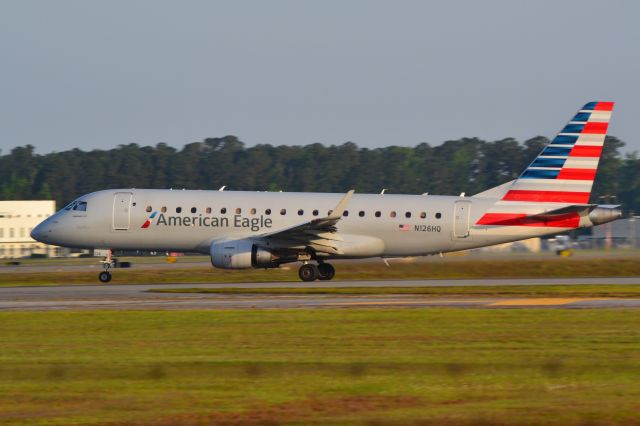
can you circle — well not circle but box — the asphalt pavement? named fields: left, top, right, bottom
left=1, top=277, right=640, bottom=311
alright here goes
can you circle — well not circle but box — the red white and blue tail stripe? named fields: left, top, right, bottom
left=477, top=101, right=613, bottom=227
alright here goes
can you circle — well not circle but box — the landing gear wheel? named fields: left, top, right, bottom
left=98, top=271, right=112, bottom=283
left=317, top=263, right=335, bottom=280
left=298, top=264, right=319, bottom=282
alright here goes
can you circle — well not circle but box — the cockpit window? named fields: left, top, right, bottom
left=64, top=200, right=87, bottom=212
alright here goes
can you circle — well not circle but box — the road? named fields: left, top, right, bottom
left=1, top=277, right=640, bottom=311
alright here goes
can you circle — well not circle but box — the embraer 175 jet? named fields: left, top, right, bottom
left=31, top=102, right=622, bottom=282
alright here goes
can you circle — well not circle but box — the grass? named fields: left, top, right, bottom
left=149, top=283, right=640, bottom=298
left=2, top=309, right=640, bottom=425
left=1, top=257, right=640, bottom=286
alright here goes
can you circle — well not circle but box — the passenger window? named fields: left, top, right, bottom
left=298, top=209, right=304, bottom=216
left=375, top=211, right=381, bottom=218
left=359, top=211, right=365, bottom=217
left=235, top=208, right=241, bottom=214
left=420, top=212, right=426, bottom=219
left=146, top=206, right=152, bottom=213
left=265, top=209, right=271, bottom=215
left=161, top=207, right=167, bottom=213
left=250, top=208, right=256, bottom=215
left=343, top=210, right=349, bottom=217
left=176, top=207, right=182, bottom=213
left=312, top=209, right=319, bottom=216
left=191, top=207, right=197, bottom=214
left=280, top=209, right=286, bottom=215
left=405, top=212, right=411, bottom=218
left=205, top=207, right=211, bottom=214
left=221, top=208, right=227, bottom=214
left=390, top=211, right=396, bottom=218
left=436, top=212, right=442, bottom=219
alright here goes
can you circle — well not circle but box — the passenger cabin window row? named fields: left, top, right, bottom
left=144, top=205, right=443, bottom=219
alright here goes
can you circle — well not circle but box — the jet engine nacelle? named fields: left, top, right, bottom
left=210, top=239, right=278, bottom=269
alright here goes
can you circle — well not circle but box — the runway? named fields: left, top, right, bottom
left=1, top=277, right=640, bottom=311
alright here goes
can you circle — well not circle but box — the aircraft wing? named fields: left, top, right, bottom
left=257, top=190, right=354, bottom=255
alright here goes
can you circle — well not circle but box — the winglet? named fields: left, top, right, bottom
left=327, top=190, right=355, bottom=220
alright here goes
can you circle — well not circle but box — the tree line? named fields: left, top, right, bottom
left=0, top=135, right=638, bottom=214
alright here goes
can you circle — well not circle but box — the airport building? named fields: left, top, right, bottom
left=591, top=217, right=640, bottom=249
left=0, top=200, right=62, bottom=259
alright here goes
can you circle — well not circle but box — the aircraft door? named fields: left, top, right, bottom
left=113, top=192, right=133, bottom=230
left=453, top=200, right=471, bottom=239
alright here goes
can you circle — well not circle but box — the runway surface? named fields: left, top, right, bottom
left=1, top=277, right=640, bottom=311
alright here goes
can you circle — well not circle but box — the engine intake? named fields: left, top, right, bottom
left=210, top=239, right=279, bottom=269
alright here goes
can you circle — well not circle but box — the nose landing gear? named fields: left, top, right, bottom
left=98, top=250, right=115, bottom=283
left=298, top=262, right=335, bottom=282
left=98, top=270, right=112, bottom=283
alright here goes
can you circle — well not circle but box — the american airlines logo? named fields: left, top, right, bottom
left=141, top=211, right=157, bottom=228
left=141, top=212, right=273, bottom=232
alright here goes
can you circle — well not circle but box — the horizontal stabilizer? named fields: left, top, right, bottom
left=529, top=204, right=597, bottom=220
left=476, top=204, right=596, bottom=228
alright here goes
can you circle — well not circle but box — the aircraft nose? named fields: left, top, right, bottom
left=30, top=222, right=48, bottom=242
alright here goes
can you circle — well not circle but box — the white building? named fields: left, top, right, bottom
left=0, top=200, right=62, bottom=259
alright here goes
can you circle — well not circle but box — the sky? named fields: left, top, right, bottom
left=1, top=0, right=639, bottom=154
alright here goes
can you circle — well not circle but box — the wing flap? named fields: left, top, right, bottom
left=257, top=190, right=354, bottom=253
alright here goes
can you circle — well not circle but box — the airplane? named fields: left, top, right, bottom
left=31, top=101, right=622, bottom=283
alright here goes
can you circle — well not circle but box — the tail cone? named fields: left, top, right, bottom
left=589, top=206, right=622, bottom=226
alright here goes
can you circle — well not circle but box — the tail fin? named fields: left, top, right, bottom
left=504, top=101, right=613, bottom=204
left=476, top=101, right=614, bottom=227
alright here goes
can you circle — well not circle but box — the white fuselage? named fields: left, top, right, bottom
left=31, top=188, right=585, bottom=258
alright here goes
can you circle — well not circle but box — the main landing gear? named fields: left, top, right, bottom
left=298, top=262, right=336, bottom=282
